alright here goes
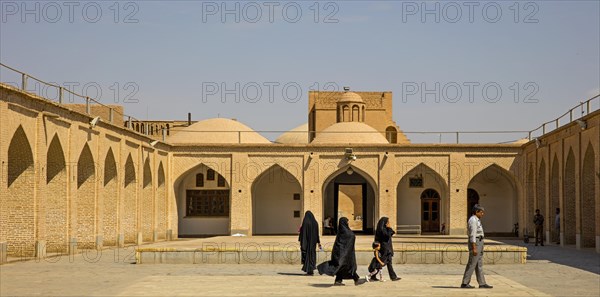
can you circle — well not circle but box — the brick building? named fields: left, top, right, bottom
left=1, top=82, right=598, bottom=260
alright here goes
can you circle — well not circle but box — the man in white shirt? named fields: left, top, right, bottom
left=461, top=204, right=493, bottom=289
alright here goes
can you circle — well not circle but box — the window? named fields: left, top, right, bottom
left=217, top=174, right=226, bottom=187
left=293, top=193, right=300, bottom=200
left=294, top=210, right=300, bottom=218
left=186, top=189, right=229, bottom=217
left=195, top=173, right=204, bottom=187
left=409, top=176, right=423, bottom=188
left=207, top=169, right=215, bottom=180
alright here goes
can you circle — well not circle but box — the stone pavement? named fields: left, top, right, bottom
left=1, top=239, right=598, bottom=296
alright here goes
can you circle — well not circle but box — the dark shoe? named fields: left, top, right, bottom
left=354, top=279, right=366, bottom=286
left=461, top=284, right=474, bottom=288
left=333, top=281, right=345, bottom=286
left=479, top=284, right=493, bottom=289
left=370, top=276, right=378, bottom=281
left=391, top=277, right=401, bottom=281
left=541, top=244, right=544, bottom=246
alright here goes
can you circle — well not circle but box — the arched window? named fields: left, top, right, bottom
left=196, top=173, right=204, bottom=187
left=342, top=105, right=350, bottom=122
left=352, top=105, right=359, bottom=122
left=386, top=126, right=397, bottom=143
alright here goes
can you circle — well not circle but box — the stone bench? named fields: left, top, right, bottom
left=396, top=225, right=421, bottom=235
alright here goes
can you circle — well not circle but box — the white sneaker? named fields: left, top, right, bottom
left=365, top=275, right=370, bottom=282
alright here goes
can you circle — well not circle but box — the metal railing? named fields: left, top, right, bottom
left=0, top=63, right=141, bottom=130
left=527, top=95, right=600, bottom=140
left=2, top=63, right=598, bottom=144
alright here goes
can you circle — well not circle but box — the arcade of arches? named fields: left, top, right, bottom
left=1, top=84, right=599, bottom=259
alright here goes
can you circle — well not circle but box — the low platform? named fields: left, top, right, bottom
left=136, top=235, right=527, bottom=265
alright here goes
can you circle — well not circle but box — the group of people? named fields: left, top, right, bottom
left=299, top=205, right=495, bottom=289
left=298, top=212, right=401, bottom=286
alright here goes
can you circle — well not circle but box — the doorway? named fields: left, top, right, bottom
left=421, top=189, right=440, bottom=233
left=334, top=183, right=367, bottom=232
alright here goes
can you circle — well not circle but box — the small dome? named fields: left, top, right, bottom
left=312, top=122, right=388, bottom=144
left=338, top=92, right=364, bottom=103
left=167, top=118, right=270, bottom=144
left=275, top=123, right=309, bottom=144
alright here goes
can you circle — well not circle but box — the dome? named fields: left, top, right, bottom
left=312, top=122, right=388, bottom=144
left=338, top=92, right=364, bottom=103
left=167, top=118, right=270, bottom=144
left=274, top=123, right=309, bottom=144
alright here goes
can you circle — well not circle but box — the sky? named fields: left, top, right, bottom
left=1, top=0, right=599, bottom=143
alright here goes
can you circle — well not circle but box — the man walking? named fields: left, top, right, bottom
left=533, top=209, right=544, bottom=246
left=461, top=204, right=493, bottom=289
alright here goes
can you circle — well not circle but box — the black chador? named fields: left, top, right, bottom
left=317, top=217, right=364, bottom=285
left=298, top=211, right=320, bottom=275
left=374, top=217, right=401, bottom=281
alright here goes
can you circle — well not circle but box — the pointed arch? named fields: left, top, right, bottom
left=143, top=157, right=152, bottom=188
left=537, top=159, right=547, bottom=229
left=76, top=143, right=96, bottom=248
left=581, top=143, right=596, bottom=248
left=141, top=156, right=154, bottom=241
left=563, top=149, right=576, bottom=245
left=322, top=165, right=378, bottom=234
left=397, top=163, right=448, bottom=233
left=47, top=134, right=66, bottom=184
left=45, top=134, right=68, bottom=252
left=7, top=126, right=34, bottom=187
left=174, top=163, right=231, bottom=236
left=77, top=144, right=95, bottom=188
left=3, top=125, right=35, bottom=255
left=156, top=162, right=167, bottom=240
left=468, top=164, right=518, bottom=234
left=550, top=155, right=560, bottom=243
left=102, top=148, right=118, bottom=246
left=104, top=148, right=117, bottom=186
left=526, top=163, right=535, bottom=236
left=123, top=154, right=137, bottom=243
left=251, top=164, right=302, bottom=235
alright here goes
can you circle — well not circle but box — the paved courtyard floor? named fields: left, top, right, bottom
left=1, top=239, right=598, bottom=296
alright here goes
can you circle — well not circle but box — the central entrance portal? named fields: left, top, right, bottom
left=323, top=168, right=376, bottom=234
left=335, top=183, right=367, bottom=232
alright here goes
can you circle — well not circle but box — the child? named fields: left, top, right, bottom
left=366, top=241, right=386, bottom=282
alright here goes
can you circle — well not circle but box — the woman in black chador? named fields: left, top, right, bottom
left=298, top=211, right=321, bottom=275
left=317, top=217, right=366, bottom=286
left=374, top=217, right=401, bottom=281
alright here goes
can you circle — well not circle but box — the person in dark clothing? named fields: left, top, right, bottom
left=533, top=209, right=545, bottom=246
left=298, top=211, right=322, bottom=275
left=373, top=217, right=401, bottom=281
left=366, top=241, right=386, bottom=282
left=317, top=217, right=366, bottom=286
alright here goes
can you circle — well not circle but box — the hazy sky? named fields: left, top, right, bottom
left=1, top=1, right=599, bottom=143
